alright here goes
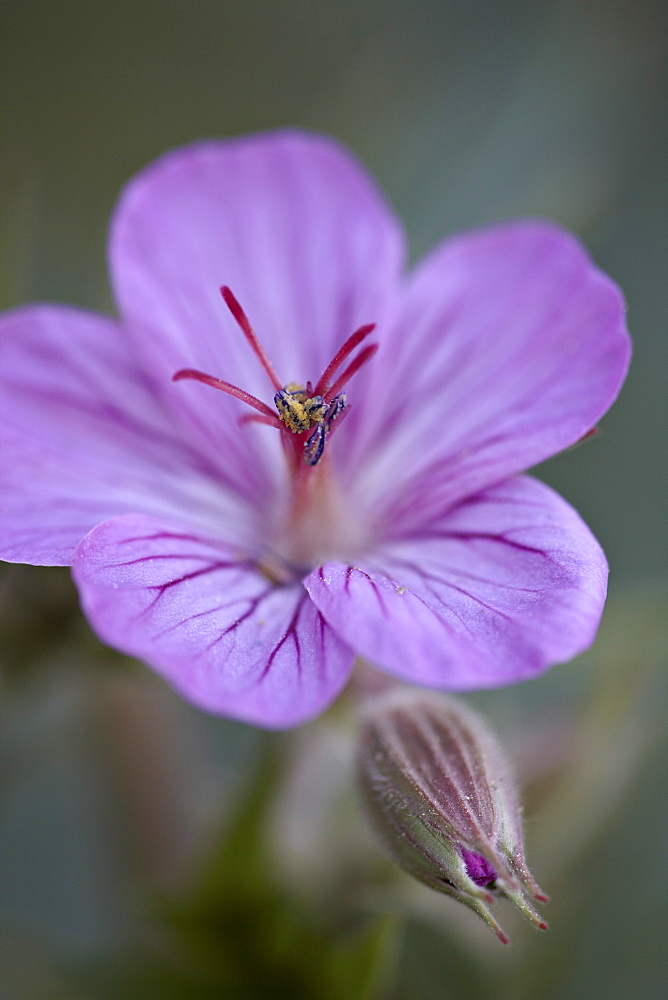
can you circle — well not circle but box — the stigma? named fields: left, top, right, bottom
left=172, top=286, right=377, bottom=469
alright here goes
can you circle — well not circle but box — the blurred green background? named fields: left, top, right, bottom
left=0, top=1, right=666, bottom=998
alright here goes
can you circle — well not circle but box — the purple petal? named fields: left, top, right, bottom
left=305, top=476, right=607, bottom=689
left=109, top=130, right=404, bottom=486
left=0, top=306, right=254, bottom=565
left=349, top=222, right=630, bottom=529
left=460, top=848, right=498, bottom=887
left=73, top=513, right=355, bottom=728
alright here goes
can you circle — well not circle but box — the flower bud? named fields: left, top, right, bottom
left=357, top=688, right=548, bottom=943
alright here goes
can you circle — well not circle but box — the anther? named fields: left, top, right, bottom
left=302, top=393, right=348, bottom=466
left=274, top=388, right=328, bottom=433
left=304, top=423, right=327, bottom=466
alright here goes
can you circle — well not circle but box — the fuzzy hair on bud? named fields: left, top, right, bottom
left=357, top=688, right=548, bottom=943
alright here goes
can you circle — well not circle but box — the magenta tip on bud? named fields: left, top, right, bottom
left=356, top=689, right=549, bottom=944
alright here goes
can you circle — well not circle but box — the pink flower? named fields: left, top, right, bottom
left=0, top=131, right=630, bottom=728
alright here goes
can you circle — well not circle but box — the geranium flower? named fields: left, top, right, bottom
left=0, top=131, right=630, bottom=728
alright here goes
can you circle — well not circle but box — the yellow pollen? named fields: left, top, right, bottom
left=274, top=384, right=327, bottom=433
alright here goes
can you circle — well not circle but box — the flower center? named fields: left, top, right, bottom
left=172, top=286, right=377, bottom=471
left=172, top=287, right=378, bottom=572
left=274, top=383, right=348, bottom=466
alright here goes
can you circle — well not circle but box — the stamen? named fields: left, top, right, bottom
left=324, top=343, right=378, bottom=401
left=324, top=394, right=347, bottom=423
left=304, top=423, right=327, bottom=466
left=302, top=394, right=348, bottom=466
left=220, top=286, right=282, bottom=391
left=275, top=389, right=327, bottom=433
left=173, top=300, right=379, bottom=470
left=172, top=368, right=281, bottom=424
left=313, top=323, right=375, bottom=396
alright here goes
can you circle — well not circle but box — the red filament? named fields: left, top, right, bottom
left=313, top=323, right=376, bottom=396
left=172, top=369, right=282, bottom=426
left=220, top=286, right=282, bottom=391
left=324, top=343, right=378, bottom=401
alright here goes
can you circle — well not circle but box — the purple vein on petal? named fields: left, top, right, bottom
left=105, top=553, right=239, bottom=569
left=152, top=595, right=267, bottom=640
left=126, top=565, right=233, bottom=624
left=203, top=587, right=278, bottom=652
left=376, top=555, right=517, bottom=620
left=256, top=593, right=309, bottom=684
left=424, top=529, right=550, bottom=557
left=116, top=531, right=233, bottom=546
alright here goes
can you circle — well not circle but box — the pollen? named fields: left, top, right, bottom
left=274, top=385, right=327, bottom=433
